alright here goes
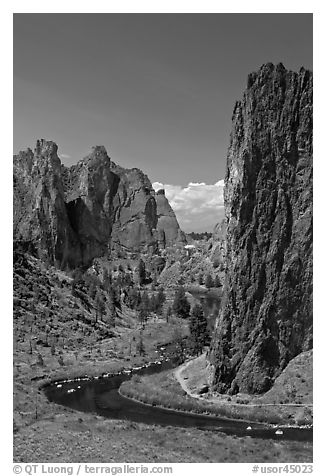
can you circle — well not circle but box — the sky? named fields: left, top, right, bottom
left=13, top=13, right=312, bottom=231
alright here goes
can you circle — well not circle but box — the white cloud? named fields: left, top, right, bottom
left=152, top=180, right=224, bottom=232
left=60, top=153, right=71, bottom=160
left=153, top=182, right=164, bottom=190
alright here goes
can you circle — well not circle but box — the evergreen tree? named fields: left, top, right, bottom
left=126, top=288, right=141, bottom=310
left=189, top=304, right=209, bottom=356
left=172, top=327, right=187, bottom=363
left=110, top=282, right=121, bottom=310
left=95, top=291, right=105, bottom=323
left=86, top=275, right=100, bottom=300
left=214, top=274, right=222, bottom=287
left=151, top=276, right=157, bottom=288
left=139, top=291, right=150, bottom=326
left=205, top=273, right=214, bottom=289
left=71, top=269, right=84, bottom=297
left=37, top=352, right=44, bottom=366
left=149, top=294, right=157, bottom=313
left=178, top=276, right=185, bottom=285
left=165, top=305, right=172, bottom=323
left=123, top=273, right=132, bottom=287
left=72, top=268, right=83, bottom=282
left=142, top=290, right=150, bottom=310
left=103, top=268, right=112, bottom=291
left=156, top=287, right=166, bottom=315
left=115, top=273, right=123, bottom=288
left=172, top=286, right=190, bottom=319
left=136, top=336, right=145, bottom=356
left=150, top=288, right=166, bottom=315
left=126, top=287, right=138, bottom=309
left=71, top=280, right=79, bottom=298
left=107, top=289, right=116, bottom=327
left=198, top=273, right=204, bottom=285
left=137, top=259, right=146, bottom=285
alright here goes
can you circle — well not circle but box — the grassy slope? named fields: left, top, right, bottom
left=253, top=350, right=313, bottom=405
left=14, top=412, right=312, bottom=463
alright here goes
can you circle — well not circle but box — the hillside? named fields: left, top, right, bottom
left=13, top=242, right=189, bottom=432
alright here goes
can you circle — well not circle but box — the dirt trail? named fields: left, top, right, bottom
left=174, top=356, right=312, bottom=408
left=173, top=358, right=207, bottom=400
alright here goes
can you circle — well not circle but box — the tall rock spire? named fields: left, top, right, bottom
left=208, top=64, right=313, bottom=394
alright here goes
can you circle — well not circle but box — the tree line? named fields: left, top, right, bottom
left=172, top=286, right=210, bottom=356
left=71, top=260, right=211, bottom=357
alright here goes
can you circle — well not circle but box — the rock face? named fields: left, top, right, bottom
left=14, top=140, right=184, bottom=268
left=61, top=145, right=118, bottom=265
left=208, top=219, right=227, bottom=270
left=14, top=140, right=82, bottom=268
left=208, top=64, right=313, bottom=394
left=155, top=189, right=187, bottom=248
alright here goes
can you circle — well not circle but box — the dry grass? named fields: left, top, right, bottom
left=14, top=405, right=313, bottom=463
left=253, top=351, right=313, bottom=406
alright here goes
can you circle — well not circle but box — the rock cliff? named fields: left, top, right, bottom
left=14, top=140, right=82, bottom=268
left=14, top=140, right=184, bottom=268
left=208, top=219, right=227, bottom=270
left=208, top=63, right=313, bottom=394
left=155, top=189, right=186, bottom=248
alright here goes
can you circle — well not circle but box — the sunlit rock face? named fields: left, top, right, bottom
left=155, top=189, right=186, bottom=248
left=14, top=139, right=82, bottom=268
left=14, top=141, right=184, bottom=268
left=208, top=64, right=313, bottom=394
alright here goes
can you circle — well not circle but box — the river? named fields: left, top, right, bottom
left=43, top=356, right=312, bottom=443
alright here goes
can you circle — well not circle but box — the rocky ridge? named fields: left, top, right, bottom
left=208, top=63, right=313, bottom=394
left=14, top=140, right=185, bottom=268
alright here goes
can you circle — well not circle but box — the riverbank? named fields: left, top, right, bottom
left=120, top=354, right=313, bottom=427
left=119, top=366, right=280, bottom=425
left=14, top=406, right=312, bottom=463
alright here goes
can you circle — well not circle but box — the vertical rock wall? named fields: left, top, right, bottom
left=208, top=64, right=313, bottom=394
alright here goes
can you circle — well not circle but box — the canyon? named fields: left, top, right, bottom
left=13, top=62, right=313, bottom=463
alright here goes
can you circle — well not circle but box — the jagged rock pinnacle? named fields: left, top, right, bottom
left=208, top=64, right=313, bottom=394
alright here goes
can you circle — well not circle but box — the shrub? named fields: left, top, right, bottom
left=137, top=259, right=146, bottom=285
left=205, top=274, right=214, bottom=289
left=189, top=303, right=209, bottom=355
left=37, top=353, right=44, bottom=366
left=172, top=286, right=190, bottom=319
